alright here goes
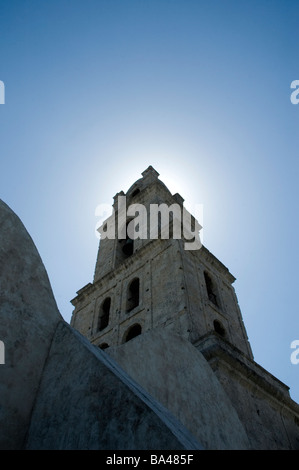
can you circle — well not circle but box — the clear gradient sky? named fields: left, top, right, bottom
left=0, top=1, right=298, bottom=403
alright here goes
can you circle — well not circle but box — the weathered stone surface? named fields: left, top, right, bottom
left=197, top=334, right=299, bottom=449
left=26, top=322, right=202, bottom=450
left=0, top=199, right=61, bottom=449
left=0, top=198, right=201, bottom=450
left=108, top=328, right=250, bottom=450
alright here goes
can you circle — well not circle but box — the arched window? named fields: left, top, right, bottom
left=120, top=220, right=134, bottom=257
left=213, top=320, right=226, bottom=337
left=204, top=271, right=219, bottom=307
left=127, top=278, right=140, bottom=312
left=124, top=324, right=142, bottom=343
left=98, top=297, right=111, bottom=331
left=131, top=188, right=140, bottom=198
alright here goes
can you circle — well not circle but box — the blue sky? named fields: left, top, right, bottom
left=0, top=1, right=298, bottom=403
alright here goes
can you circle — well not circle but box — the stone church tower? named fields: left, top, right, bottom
left=70, top=166, right=299, bottom=450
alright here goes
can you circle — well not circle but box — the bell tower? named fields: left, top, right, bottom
left=70, top=166, right=253, bottom=359
left=70, top=165, right=299, bottom=450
